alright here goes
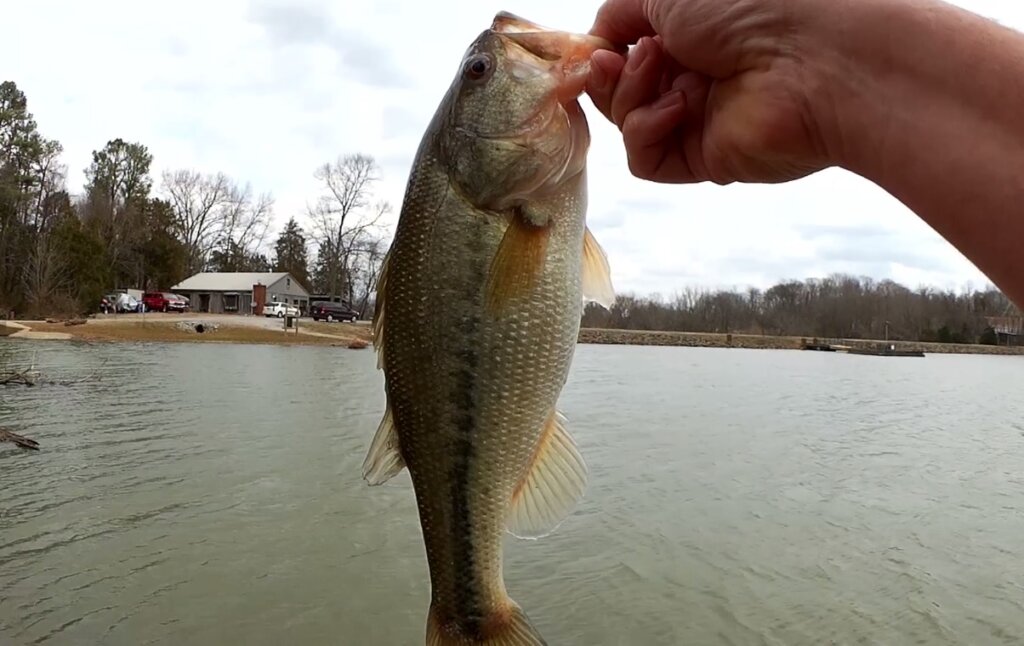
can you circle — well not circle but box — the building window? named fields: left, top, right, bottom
left=224, top=293, right=239, bottom=311
left=287, top=277, right=291, bottom=287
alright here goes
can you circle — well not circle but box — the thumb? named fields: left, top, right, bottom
left=589, top=0, right=658, bottom=44
left=591, top=0, right=757, bottom=78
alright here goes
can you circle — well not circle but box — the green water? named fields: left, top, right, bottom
left=1, top=340, right=1023, bottom=645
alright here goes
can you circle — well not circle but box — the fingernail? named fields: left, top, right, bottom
left=626, top=38, right=648, bottom=72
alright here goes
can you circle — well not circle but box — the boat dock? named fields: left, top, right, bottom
left=801, top=339, right=925, bottom=357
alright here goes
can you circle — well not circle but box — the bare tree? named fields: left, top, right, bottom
left=21, top=237, right=69, bottom=315
left=162, top=170, right=273, bottom=272
left=581, top=273, right=1019, bottom=346
left=307, top=153, right=390, bottom=302
left=218, top=182, right=273, bottom=261
left=351, top=234, right=388, bottom=316
left=161, top=169, right=232, bottom=273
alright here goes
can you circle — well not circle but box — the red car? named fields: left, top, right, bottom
left=142, top=292, right=189, bottom=312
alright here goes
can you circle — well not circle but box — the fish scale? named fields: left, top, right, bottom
left=361, top=11, right=617, bottom=645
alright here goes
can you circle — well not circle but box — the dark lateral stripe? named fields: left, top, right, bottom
left=450, top=359, right=480, bottom=637
left=447, top=218, right=488, bottom=638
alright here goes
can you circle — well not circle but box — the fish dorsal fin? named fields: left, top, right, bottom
left=372, top=249, right=391, bottom=370
left=506, top=409, right=588, bottom=539
left=486, top=210, right=550, bottom=316
left=362, top=404, right=406, bottom=485
left=581, top=227, right=615, bottom=308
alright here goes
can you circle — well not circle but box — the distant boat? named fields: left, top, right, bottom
left=802, top=340, right=925, bottom=357
left=846, top=343, right=925, bottom=357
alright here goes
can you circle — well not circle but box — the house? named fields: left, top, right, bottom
left=172, top=272, right=310, bottom=315
left=986, top=316, right=1023, bottom=346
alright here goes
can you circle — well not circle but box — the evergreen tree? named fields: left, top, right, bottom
left=273, top=217, right=309, bottom=289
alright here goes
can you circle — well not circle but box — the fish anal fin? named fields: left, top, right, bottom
left=486, top=211, right=550, bottom=316
left=427, top=600, right=545, bottom=646
left=361, top=404, right=405, bottom=485
left=581, top=227, right=614, bottom=309
left=506, top=409, right=587, bottom=540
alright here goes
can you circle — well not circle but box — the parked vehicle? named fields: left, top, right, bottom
left=100, top=294, right=117, bottom=314
left=168, top=294, right=189, bottom=311
left=114, top=293, right=140, bottom=312
left=100, top=292, right=141, bottom=313
left=310, top=300, right=359, bottom=322
left=265, top=301, right=300, bottom=318
left=142, top=292, right=189, bottom=312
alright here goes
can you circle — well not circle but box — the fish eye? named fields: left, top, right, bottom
left=464, top=55, right=492, bottom=81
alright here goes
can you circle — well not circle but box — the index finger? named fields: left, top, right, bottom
left=589, top=0, right=659, bottom=44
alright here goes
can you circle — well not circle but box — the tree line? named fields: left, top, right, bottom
left=0, top=80, right=389, bottom=318
left=582, top=275, right=1021, bottom=345
left=3, top=79, right=1018, bottom=344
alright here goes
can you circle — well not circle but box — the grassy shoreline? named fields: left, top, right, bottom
left=3, top=319, right=1022, bottom=356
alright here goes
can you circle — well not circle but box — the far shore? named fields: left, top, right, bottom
left=578, top=328, right=1024, bottom=356
left=3, top=315, right=1022, bottom=356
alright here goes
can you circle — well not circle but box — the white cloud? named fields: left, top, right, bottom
left=2, top=0, right=1020, bottom=295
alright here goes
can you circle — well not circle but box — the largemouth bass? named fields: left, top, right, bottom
left=362, top=11, right=617, bottom=645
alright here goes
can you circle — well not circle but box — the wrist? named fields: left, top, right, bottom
left=800, top=0, right=1024, bottom=179
left=791, top=0, right=1024, bottom=306
left=790, top=0, right=920, bottom=177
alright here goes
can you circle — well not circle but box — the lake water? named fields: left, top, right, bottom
left=2, top=339, right=1023, bottom=645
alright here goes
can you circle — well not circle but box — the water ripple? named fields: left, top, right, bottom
left=2, top=341, right=1024, bottom=644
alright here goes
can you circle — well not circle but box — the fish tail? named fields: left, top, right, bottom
left=426, top=601, right=546, bottom=645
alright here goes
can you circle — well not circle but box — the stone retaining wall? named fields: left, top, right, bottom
left=577, top=328, right=1024, bottom=356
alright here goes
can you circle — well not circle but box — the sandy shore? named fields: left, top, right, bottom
left=1, top=313, right=373, bottom=348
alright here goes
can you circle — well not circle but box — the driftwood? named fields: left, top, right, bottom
left=0, top=428, right=39, bottom=450
left=1, top=353, right=107, bottom=387
left=0, top=367, right=35, bottom=386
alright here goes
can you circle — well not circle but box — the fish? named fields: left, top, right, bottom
left=362, top=11, right=617, bottom=646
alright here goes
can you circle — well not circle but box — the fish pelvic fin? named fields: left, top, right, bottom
left=485, top=210, right=550, bottom=317
left=581, top=226, right=615, bottom=309
left=427, top=600, right=546, bottom=646
left=372, top=248, right=391, bottom=370
left=361, top=404, right=406, bottom=485
left=506, top=409, right=588, bottom=540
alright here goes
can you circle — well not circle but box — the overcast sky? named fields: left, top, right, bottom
left=3, top=0, right=1021, bottom=297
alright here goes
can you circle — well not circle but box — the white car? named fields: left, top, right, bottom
left=265, top=301, right=300, bottom=318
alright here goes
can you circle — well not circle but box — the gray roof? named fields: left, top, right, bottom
left=172, top=272, right=291, bottom=292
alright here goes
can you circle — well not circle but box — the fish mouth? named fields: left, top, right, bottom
left=491, top=11, right=619, bottom=103
left=491, top=11, right=548, bottom=35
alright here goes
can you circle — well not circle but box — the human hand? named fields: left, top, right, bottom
left=586, top=0, right=839, bottom=185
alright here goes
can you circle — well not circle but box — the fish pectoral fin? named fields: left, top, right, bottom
left=506, top=409, right=588, bottom=540
left=361, top=404, right=406, bottom=485
left=581, top=226, right=615, bottom=309
left=486, top=210, right=551, bottom=316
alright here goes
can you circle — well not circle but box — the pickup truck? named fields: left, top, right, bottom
left=265, top=301, right=300, bottom=318
left=142, top=292, right=189, bottom=312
